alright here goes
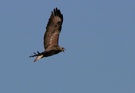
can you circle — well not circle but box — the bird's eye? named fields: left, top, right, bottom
left=62, top=47, right=65, bottom=50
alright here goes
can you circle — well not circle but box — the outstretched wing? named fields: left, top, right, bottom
left=44, top=8, right=63, bottom=50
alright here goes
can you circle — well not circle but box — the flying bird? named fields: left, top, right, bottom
left=30, top=8, right=65, bottom=62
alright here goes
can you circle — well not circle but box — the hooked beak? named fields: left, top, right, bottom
left=34, top=55, right=43, bottom=62
left=63, top=48, right=66, bottom=53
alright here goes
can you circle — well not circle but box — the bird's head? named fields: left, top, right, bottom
left=61, top=47, right=66, bottom=52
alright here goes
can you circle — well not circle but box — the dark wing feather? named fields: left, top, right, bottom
left=44, top=8, right=63, bottom=50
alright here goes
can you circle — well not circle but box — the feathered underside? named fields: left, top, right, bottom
left=44, top=8, right=63, bottom=50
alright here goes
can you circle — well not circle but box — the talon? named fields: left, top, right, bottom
left=29, top=51, right=41, bottom=58
left=37, top=51, right=40, bottom=54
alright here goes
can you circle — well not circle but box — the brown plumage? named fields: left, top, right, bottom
left=30, top=8, right=65, bottom=62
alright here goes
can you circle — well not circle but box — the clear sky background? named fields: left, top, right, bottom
left=0, top=0, right=135, bottom=93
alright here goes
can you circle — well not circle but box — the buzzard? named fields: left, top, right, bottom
left=30, top=8, right=65, bottom=62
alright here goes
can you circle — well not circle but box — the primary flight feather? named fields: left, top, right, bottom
left=30, top=8, right=65, bottom=62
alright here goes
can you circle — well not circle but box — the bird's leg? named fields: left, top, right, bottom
left=29, top=51, right=42, bottom=57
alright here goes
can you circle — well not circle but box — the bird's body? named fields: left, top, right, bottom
left=30, top=8, right=65, bottom=62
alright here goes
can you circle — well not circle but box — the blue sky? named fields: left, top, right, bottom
left=0, top=0, right=135, bottom=93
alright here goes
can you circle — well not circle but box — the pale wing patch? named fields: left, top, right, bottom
left=56, top=16, right=62, bottom=22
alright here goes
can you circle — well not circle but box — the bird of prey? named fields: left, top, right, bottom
left=30, top=8, right=65, bottom=62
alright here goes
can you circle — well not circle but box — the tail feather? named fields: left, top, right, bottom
left=34, top=55, right=43, bottom=62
